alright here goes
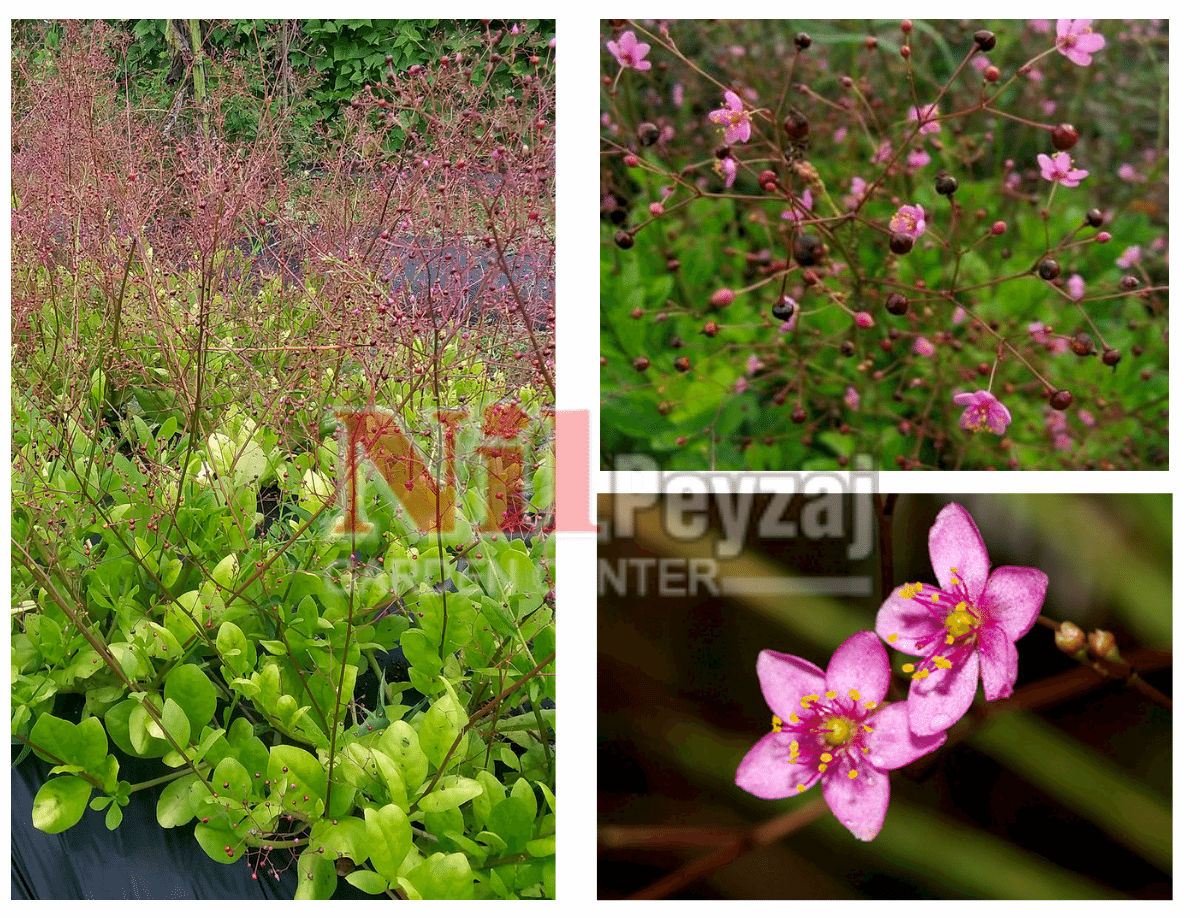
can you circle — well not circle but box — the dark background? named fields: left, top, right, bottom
left=597, top=493, right=1171, bottom=899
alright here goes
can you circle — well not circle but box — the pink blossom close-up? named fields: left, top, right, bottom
left=1056, top=19, right=1106, bottom=67
left=1116, top=245, right=1142, bottom=269
left=953, top=390, right=1012, bottom=435
left=889, top=204, right=927, bottom=239
left=907, top=148, right=931, bottom=170
left=909, top=103, right=941, bottom=135
left=720, top=156, right=738, bottom=188
left=1066, top=273, right=1085, bottom=301
left=1037, top=151, right=1089, bottom=187
left=876, top=504, right=1049, bottom=734
left=854, top=311, right=875, bottom=329
left=607, top=31, right=651, bottom=71
left=781, top=189, right=815, bottom=222
left=845, top=386, right=860, bottom=411
left=709, top=90, right=752, bottom=145
left=736, top=632, right=947, bottom=841
left=746, top=354, right=764, bottom=375
left=912, top=336, right=935, bottom=357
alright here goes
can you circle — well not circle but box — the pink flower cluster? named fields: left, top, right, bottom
left=739, top=505, right=1048, bottom=840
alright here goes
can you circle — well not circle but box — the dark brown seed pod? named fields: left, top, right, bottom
left=885, top=293, right=909, bottom=316
left=772, top=298, right=795, bottom=321
left=973, top=30, right=996, bottom=52
left=1102, top=349, right=1122, bottom=366
left=1086, top=208, right=1104, bottom=228
left=935, top=172, right=958, bottom=196
left=1051, top=123, right=1079, bottom=151
left=637, top=122, right=660, bottom=147
left=783, top=111, right=810, bottom=140
left=633, top=356, right=650, bottom=372
left=1037, top=258, right=1061, bottom=280
left=794, top=233, right=826, bottom=266
left=673, top=356, right=691, bottom=373
left=614, top=231, right=635, bottom=249
left=890, top=233, right=914, bottom=255
left=1049, top=389, right=1073, bottom=410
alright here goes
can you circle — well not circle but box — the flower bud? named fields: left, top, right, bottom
left=973, top=29, right=996, bottom=52
left=1055, top=621, right=1087, bottom=655
left=1087, top=629, right=1119, bottom=661
left=991, top=220, right=1007, bottom=235
left=984, top=65, right=1000, bottom=82
left=758, top=169, right=778, bottom=191
left=632, top=356, right=650, bottom=372
left=794, top=233, right=825, bottom=266
left=1071, top=333, right=1095, bottom=356
left=614, top=231, right=635, bottom=249
left=637, top=122, right=660, bottom=147
left=673, top=356, right=691, bottom=373
left=783, top=112, right=810, bottom=140
left=1120, top=275, right=1140, bottom=291
left=710, top=287, right=735, bottom=307
left=1102, top=348, right=1122, bottom=366
left=885, top=293, right=909, bottom=315
left=1051, top=123, right=1079, bottom=151
left=1049, top=389, right=1073, bottom=410
left=702, top=320, right=720, bottom=337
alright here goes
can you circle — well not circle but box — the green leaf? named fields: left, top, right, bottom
left=296, top=847, right=338, bottom=899
left=105, top=802, right=124, bottom=830
left=157, top=774, right=199, bottom=828
left=345, top=869, right=389, bottom=895
left=146, top=697, right=191, bottom=748
left=487, top=796, right=535, bottom=854
left=418, top=690, right=467, bottom=769
left=418, top=775, right=482, bottom=813
left=32, top=775, right=91, bottom=833
left=165, top=663, right=217, bottom=740
left=405, top=851, right=474, bottom=900
left=267, top=744, right=325, bottom=820
left=375, top=719, right=429, bottom=796
left=195, top=821, right=245, bottom=863
left=309, top=815, right=368, bottom=863
left=526, top=835, right=554, bottom=857
left=364, top=803, right=413, bottom=883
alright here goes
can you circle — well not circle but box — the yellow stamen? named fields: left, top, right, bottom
left=820, top=753, right=832, bottom=763
left=818, top=763, right=827, bottom=773
left=825, top=690, right=837, bottom=700
left=789, top=712, right=800, bottom=723
left=913, top=669, right=930, bottom=680
left=864, top=701, right=878, bottom=709
left=797, top=783, right=807, bottom=793
left=848, top=769, right=859, bottom=779
left=902, top=663, right=916, bottom=673
left=849, top=689, right=861, bottom=701
left=887, top=633, right=899, bottom=643
left=933, top=656, right=952, bottom=670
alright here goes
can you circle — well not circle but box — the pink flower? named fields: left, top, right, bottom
left=845, top=386, right=860, bottom=411
left=872, top=141, right=893, bottom=165
left=844, top=176, right=868, bottom=208
left=1116, top=245, right=1142, bottom=269
left=1117, top=163, right=1140, bottom=183
left=746, top=354, right=764, bottom=375
left=1056, top=19, right=1106, bottom=67
left=877, top=503, right=1049, bottom=734
left=1066, top=273, right=1085, bottom=300
left=1037, top=151, right=1088, bottom=187
left=912, top=336, right=935, bottom=357
left=607, top=31, right=651, bottom=71
left=734, top=376, right=749, bottom=395
left=1029, top=19, right=1053, bottom=35
left=889, top=204, right=927, bottom=239
left=720, top=156, right=738, bottom=188
left=909, top=103, right=940, bottom=135
left=953, top=390, right=1012, bottom=435
left=736, top=632, right=947, bottom=840
left=854, top=311, right=875, bottom=329
left=781, top=189, right=815, bottom=223
left=709, top=91, right=752, bottom=145
left=907, top=148, right=931, bottom=169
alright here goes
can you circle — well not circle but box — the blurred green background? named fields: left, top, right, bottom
left=597, top=493, right=1171, bottom=898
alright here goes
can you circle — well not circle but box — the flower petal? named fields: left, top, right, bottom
left=906, top=649, right=979, bottom=734
left=825, top=631, right=890, bottom=706
left=735, top=731, right=816, bottom=799
left=757, top=649, right=826, bottom=720
left=928, top=503, right=991, bottom=599
left=863, top=701, right=947, bottom=769
left=876, top=588, right=944, bottom=656
left=980, top=565, right=1048, bottom=642
left=822, top=762, right=890, bottom=841
left=977, top=624, right=1019, bottom=701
